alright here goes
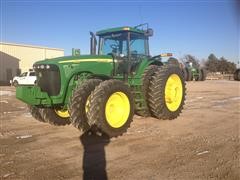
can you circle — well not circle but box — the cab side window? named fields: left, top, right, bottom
left=130, top=33, right=147, bottom=56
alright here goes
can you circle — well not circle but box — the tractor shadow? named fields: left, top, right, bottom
left=80, top=131, right=110, bottom=180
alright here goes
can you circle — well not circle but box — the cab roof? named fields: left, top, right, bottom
left=96, top=26, right=145, bottom=36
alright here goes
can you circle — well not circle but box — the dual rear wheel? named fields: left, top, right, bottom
left=148, top=65, right=185, bottom=119
left=69, top=79, right=134, bottom=138
left=86, top=80, right=134, bottom=137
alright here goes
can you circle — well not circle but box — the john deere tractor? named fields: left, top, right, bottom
left=16, top=24, right=186, bottom=137
left=183, top=61, right=206, bottom=81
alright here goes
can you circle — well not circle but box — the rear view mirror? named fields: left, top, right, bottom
left=144, top=28, right=153, bottom=37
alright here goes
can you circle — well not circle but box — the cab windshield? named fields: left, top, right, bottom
left=98, top=32, right=149, bottom=57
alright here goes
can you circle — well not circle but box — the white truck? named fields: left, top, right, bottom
left=11, top=70, right=36, bottom=86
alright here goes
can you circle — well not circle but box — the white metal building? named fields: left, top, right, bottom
left=0, top=42, right=64, bottom=85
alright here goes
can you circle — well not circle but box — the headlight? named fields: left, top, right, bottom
left=33, top=64, right=51, bottom=70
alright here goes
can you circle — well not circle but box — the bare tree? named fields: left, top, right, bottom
left=181, top=54, right=200, bottom=68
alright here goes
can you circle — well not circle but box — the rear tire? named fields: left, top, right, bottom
left=69, top=79, right=102, bottom=132
left=41, top=108, right=71, bottom=126
left=182, top=68, right=188, bottom=81
left=136, top=65, right=159, bottom=117
left=148, top=65, right=186, bottom=120
left=87, top=80, right=134, bottom=138
left=201, top=68, right=207, bottom=81
left=186, top=68, right=192, bottom=81
left=28, top=105, right=45, bottom=123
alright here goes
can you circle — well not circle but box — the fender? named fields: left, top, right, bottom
left=63, top=72, right=112, bottom=106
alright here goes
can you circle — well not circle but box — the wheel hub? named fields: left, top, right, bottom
left=165, top=74, right=183, bottom=112
left=105, top=92, right=130, bottom=128
left=54, top=109, right=70, bottom=118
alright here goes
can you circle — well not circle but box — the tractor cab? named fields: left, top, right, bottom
left=97, top=26, right=152, bottom=57
left=90, top=25, right=153, bottom=75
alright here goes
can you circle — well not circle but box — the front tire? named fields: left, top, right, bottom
left=41, top=108, right=71, bottom=126
left=69, top=79, right=102, bottom=132
left=148, top=65, right=186, bottom=120
left=28, top=105, right=45, bottom=123
left=87, top=80, right=134, bottom=138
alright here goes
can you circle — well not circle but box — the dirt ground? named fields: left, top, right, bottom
left=0, top=80, right=239, bottom=180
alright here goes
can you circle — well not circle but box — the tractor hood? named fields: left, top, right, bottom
left=29, top=54, right=114, bottom=105
left=34, top=55, right=113, bottom=66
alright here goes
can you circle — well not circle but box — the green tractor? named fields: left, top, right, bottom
left=183, top=61, right=206, bottom=81
left=16, top=24, right=186, bottom=137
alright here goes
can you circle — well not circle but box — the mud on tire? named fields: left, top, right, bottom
left=148, top=65, right=186, bottom=120
left=87, top=80, right=134, bottom=138
left=69, top=79, right=102, bottom=132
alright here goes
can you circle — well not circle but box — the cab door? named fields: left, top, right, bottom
left=128, top=33, right=149, bottom=73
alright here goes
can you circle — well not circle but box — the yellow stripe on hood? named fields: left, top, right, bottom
left=59, top=59, right=112, bottom=64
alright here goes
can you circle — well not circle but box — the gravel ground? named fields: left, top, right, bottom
left=0, top=80, right=239, bottom=180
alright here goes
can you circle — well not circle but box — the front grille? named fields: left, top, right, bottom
left=35, top=64, right=61, bottom=96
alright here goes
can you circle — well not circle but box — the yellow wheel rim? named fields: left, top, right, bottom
left=54, top=109, right=70, bottom=118
left=165, top=74, right=183, bottom=112
left=105, top=92, right=130, bottom=128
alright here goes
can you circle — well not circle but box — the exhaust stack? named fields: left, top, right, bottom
left=90, top=32, right=97, bottom=55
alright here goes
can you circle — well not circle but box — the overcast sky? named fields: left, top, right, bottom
left=1, top=0, right=239, bottom=63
